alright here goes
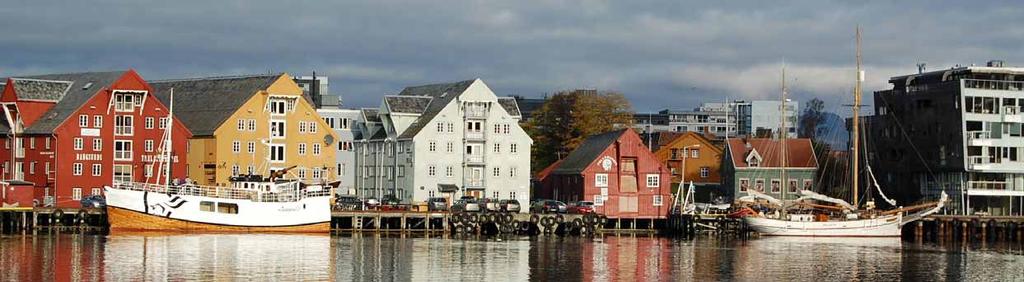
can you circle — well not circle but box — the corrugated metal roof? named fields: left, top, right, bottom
left=16, top=71, right=127, bottom=134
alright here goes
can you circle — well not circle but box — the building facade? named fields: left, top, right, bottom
left=151, top=74, right=337, bottom=187
left=651, top=132, right=724, bottom=202
left=0, top=70, right=191, bottom=208
left=721, top=138, right=817, bottom=201
left=293, top=75, right=340, bottom=109
left=867, top=62, right=1024, bottom=215
left=317, top=108, right=361, bottom=195
left=536, top=129, right=671, bottom=219
left=633, top=100, right=798, bottom=140
left=354, top=79, right=532, bottom=208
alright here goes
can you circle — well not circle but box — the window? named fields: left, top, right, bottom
left=298, top=143, right=307, bottom=155
left=247, top=165, right=254, bottom=175
left=494, top=124, right=501, bottom=134
left=755, top=179, right=765, bottom=192
left=73, top=163, right=83, bottom=175
left=803, top=179, right=813, bottom=191
left=770, top=179, right=781, bottom=193
left=114, top=92, right=137, bottom=112
left=324, top=117, right=335, bottom=128
left=594, top=195, right=605, bottom=206
left=114, top=165, right=133, bottom=183
left=510, top=143, right=518, bottom=153
left=340, top=118, right=349, bottom=130
left=428, top=165, right=436, bottom=176
left=310, top=122, right=317, bottom=133
left=247, top=119, right=255, bottom=131
left=313, top=143, right=321, bottom=155
left=115, top=115, right=133, bottom=136
left=337, top=164, right=343, bottom=176
left=92, top=164, right=101, bottom=176
left=237, top=119, right=245, bottom=131
left=646, top=174, right=660, bottom=188
left=269, top=100, right=287, bottom=115
left=691, top=149, right=699, bottom=158
left=91, top=188, right=101, bottom=196
left=503, top=124, right=510, bottom=134
left=232, top=165, right=240, bottom=176
left=28, top=161, right=35, bottom=174
left=270, top=121, right=285, bottom=138
left=159, top=117, right=168, bottom=129
left=299, top=121, right=307, bottom=134
left=145, top=140, right=154, bottom=152
left=398, top=166, right=405, bottom=177
left=145, top=117, right=155, bottom=129
left=248, top=142, right=256, bottom=154
left=45, top=162, right=50, bottom=175
left=79, top=115, right=88, bottom=127
left=700, top=167, right=709, bottom=178
left=653, top=195, right=664, bottom=206
left=445, top=166, right=453, bottom=177
left=788, top=179, right=798, bottom=193
left=510, top=167, right=517, bottom=178
left=232, top=141, right=241, bottom=153
left=72, top=188, right=83, bottom=200
left=145, top=164, right=153, bottom=178
left=29, top=138, right=34, bottom=149
left=74, top=138, right=84, bottom=150
left=45, top=138, right=51, bottom=149
left=200, top=201, right=215, bottom=212
left=217, top=202, right=239, bottom=214
left=93, top=115, right=102, bottom=128
left=93, top=139, right=102, bottom=151
left=739, top=179, right=750, bottom=192
left=269, top=144, right=285, bottom=162
left=493, top=143, right=501, bottom=153
left=595, top=174, right=609, bottom=187
left=312, top=168, right=323, bottom=180
left=447, top=122, right=454, bottom=133
left=428, top=141, right=436, bottom=152
left=493, top=167, right=500, bottom=177
left=446, top=142, right=453, bottom=153
left=114, top=140, right=133, bottom=161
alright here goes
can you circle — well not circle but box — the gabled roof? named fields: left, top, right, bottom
left=8, top=78, right=72, bottom=101
left=12, top=71, right=127, bottom=134
left=0, top=113, right=10, bottom=135
left=551, top=129, right=628, bottom=174
left=361, top=108, right=381, bottom=123
left=725, top=138, right=817, bottom=168
left=655, top=131, right=722, bottom=156
left=535, top=159, right=563, bottom=181
left=384, top=96, right=432, bottom=114
left=396, top=79, right=476, bottom=139
left=496, top=97, right=521, bottom=117
left=150, top=74, right=281, bottom=136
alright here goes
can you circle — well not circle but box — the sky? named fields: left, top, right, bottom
left=2, top=1, right=1022, bottom=114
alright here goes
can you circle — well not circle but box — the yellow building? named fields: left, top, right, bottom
left=151, top=74, right=337, bottom=186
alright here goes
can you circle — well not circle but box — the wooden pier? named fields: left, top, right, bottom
left=908, top=215, right=1024, bottom=243
left=0, top=207, right=108, bottom=233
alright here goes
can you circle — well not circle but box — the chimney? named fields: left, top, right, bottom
left=916, top=63, right=926, bottom=74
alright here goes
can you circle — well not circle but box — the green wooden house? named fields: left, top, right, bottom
left=721, top=138, right=818, bottom=201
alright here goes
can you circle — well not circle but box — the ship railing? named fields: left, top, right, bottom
left=111, top=181, right=331, bottom=202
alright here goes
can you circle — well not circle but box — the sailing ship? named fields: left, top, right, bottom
left=104, top=89, right=332, bottom=232
left=739, top=27, right=948, bottom=237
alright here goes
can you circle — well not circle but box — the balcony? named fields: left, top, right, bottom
left=966, top=180, right=1024, bottom=197
left=966, top=131, right=1023, bottom=147
left=465, top=155, right=484, bottom=165
left=968, top=156, right=1024, bottom=172
left=465, top=178, right=485, bottom=189
left=466, top=131, right=484, bottom=141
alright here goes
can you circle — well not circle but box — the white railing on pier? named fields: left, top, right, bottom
left=110, top=181, right=330, bottom=203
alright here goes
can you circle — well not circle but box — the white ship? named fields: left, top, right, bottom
left=740, top=27, right=947, bottom=237
left=104, top=88, right=331, bottom=232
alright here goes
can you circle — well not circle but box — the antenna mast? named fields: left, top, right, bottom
left=780, top=63, right=788, bottom=201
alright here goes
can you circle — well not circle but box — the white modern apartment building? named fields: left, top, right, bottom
left=353, top=79, right=532, bottom=208
left=633, top=100, right=798, bottom=139
left=318, top=108, right=361, bottom=195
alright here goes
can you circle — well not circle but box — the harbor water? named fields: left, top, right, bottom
left=1, top=233, right=1021, bottom=281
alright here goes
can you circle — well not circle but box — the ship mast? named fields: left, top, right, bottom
left=780, top=64, right=788, bottom=202
left=852, top=26, right=863, bottom=208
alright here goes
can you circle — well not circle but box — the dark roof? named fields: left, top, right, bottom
left=396, top=79, right=476, bottom=139
left=16, top=71, right=127, bottom=134
left=551, top=129, right=628, bottom=174
left=361, top=108, right=381, bottom=123
left=496, top=97, right=521, bottom=117
left=384, top=96, right=432, bottom=114
left=150, top=74, right=281, bottom=136
left=9, top=78, right=72, bottom=101
left=367, top=129, right=387, bottom=141
left=1, top=179, right=35, bottom=186
left=0, top=114, right=10, bottom=135
left=437, top=183, right=459, bottom=192
left=725, top=138, right=817, bottom=168
left=512, top=96, right=546, bottom=119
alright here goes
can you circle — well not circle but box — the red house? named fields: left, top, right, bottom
left=537, top=129, right=671, bottom=219
left=0, top=70, right=192, bottom=208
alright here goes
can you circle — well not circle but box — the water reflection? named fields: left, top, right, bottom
left=1, top=233, right=1022, bottom=281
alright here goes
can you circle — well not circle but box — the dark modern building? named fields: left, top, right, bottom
left=866, top=61, right=1024, bottom=216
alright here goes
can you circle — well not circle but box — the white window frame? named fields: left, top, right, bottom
left=247, top=119, right=256, bottom=131
left=313, top=143, right=321, bottom=155
left=93, top=115, right=103, bottom=128
left=113, top=164, right=133, bottom=183
left=232, top=141, right=241, bottom=153
left=79, top=115, right=88, bottom=127
left=72, top=188, right=83, bottom=200
left=73, top=163, right=83, bottom=176
left=493, top=167, right=500, bottom=177
left=114, top=115, right=134, bottom=136
left=145, top=139, right=154, bottom=152
left=237, top=119, right=245, bottom=131
left=269, top=144, right=285, bottom=163
left=270, top=120, right=286, bottom=139
left=298, top=143, right=307, bottom=155
left=510, top=143, right=518, bottom=153
left=653, top=195, right=664, bottom=206
left=310, top=122, right=317, bottom=134
left=248, top=142, right=256, bottom=154
left=114, top=140, right=133, bottom=161
left=700, top=167, right=709, bottom=178
left=92, top=163, right=101, bottom=176
left=595, top=173, right=609, bottom=187
left=74, top=138, right=84, bottom=151
left=646, top=174, right=660, bottom=188
left=145, top=117, right=155, bottom=129
left=159, top=117, right=168, bottom=129
left=93, top=138, right=102, bottom=151
left=428, top=165, right=436, bottom=176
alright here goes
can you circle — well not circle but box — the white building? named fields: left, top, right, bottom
left=354, top=79, right=532, bottom=209
left=317, top=108, right=361, bottom=195
left=633, top=100, right=798, bottom=139
left=740, top=100, right=799, bottom=138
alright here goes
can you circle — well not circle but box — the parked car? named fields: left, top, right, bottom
left=480, top=198, right=501, bottom=212
left=427, top=197, right=448, bottom=211
left=80, top=195, right=106, bottom=208
left=530, top=200, right=567, bottom=214
left=335, top=195, right=363, bottom=211
left=499, top=199, right=521, bottom=213
left=363, top=197, right=380, bottom=209
left=451, top=199, right=482, bottom=212
left=568, top=201, right=596, bottom=214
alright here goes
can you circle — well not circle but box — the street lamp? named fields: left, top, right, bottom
left=672, top=144, right=701, bottom=213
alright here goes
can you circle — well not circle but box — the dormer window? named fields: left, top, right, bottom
left=745, top=148, right=762, bottom=167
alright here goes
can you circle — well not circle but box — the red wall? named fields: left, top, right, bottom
left=2, top=183, right=34, bottom=206
left=541, top=130, right=671, bottom=219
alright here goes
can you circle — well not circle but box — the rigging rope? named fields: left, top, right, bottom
left=865, top=165, right=897, bottom=206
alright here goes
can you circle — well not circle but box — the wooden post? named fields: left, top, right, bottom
left=916, top=221, right=923, bottom=241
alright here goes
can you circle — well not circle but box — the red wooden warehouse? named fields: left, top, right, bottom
left=0, top=70, right=192, bottom=208
left=537, top=129, right=671, bottom=219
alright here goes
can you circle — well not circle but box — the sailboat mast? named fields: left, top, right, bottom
left=852, top=26, right=863, bottom=207
left=164, top=88, right=174, bottom=186
left=780, top=64, right=788, bottom=201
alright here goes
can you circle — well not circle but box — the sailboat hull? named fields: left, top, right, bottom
left=742, top=215, right=902, bottom=237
